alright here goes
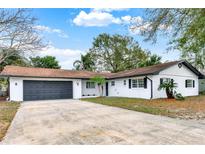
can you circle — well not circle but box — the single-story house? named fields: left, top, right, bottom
left=0, top=60, right=203, bottom=101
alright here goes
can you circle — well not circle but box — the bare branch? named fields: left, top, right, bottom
left=0, top=9, right=46, bottom=65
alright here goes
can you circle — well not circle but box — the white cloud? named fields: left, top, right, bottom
left=34, top=25, right=68, bottom=38
left=92, top=8, right=129, bottom=13
left=73, top=10, right=122, bottom=27
left=38, top=46, right=85, bottom=69
left=121, top=15, right=132, bottom=24
left=73, top=9, right=169, bottom=35
left=73, top=9, right=144, bottom=28
left=131, top=16, right=143, bottom=24
left=128, top=16, right=170, bottom=35
left=130, top=23, right=170, bottom=35
left=129, top=23, right=151, bottom=35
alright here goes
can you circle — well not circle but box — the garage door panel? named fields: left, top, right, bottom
left=23, top=80, right=73, bottom=101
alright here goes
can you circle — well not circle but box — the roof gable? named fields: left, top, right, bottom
left=182, top=61, right=205, bottom=79
left=159, top=61, right=198, bottom=77
left=107, top=61, right=180, bottom=79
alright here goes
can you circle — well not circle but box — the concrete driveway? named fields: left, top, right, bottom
left=1, top=99, right=205, bottom=144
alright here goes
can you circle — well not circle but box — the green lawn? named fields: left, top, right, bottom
left=81, top=95, right=205, bottom=120
left=0, top=102, right=20, bottom=141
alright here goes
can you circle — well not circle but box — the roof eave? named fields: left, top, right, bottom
left=107, top=72, right=157, bottom=79
left=0, top=74, right=92, bottom=80
left=181, top=61, right=205, bottom=79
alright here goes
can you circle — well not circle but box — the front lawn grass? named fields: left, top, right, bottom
left=0, top=102, right=20, bottom=141
left=81, top=95, right=205, bottom=120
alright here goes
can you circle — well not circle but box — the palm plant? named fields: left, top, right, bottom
left=73, top=53, right=95, bottom=71
left=73, top=59, right=82, bottom=70
left=90, top=76, right=106, bottom=97
left=158, top=79, right=177, bottom=99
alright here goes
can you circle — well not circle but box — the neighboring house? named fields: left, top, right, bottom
left=0, top=60, right=203, bottom=101
left=199, top=70, right=205, bottom=92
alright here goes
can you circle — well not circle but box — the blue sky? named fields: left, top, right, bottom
left=31, top=8, right=180, bottom=69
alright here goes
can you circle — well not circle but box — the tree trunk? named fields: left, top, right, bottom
left=98, top=85, right=101, bottom=97
left=166, top=88, right=174, bottom=99
left=98, top=84, right=104, bottom=97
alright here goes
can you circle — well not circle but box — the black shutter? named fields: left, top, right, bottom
left=193, top=80, right=195, bottom=88
left=185, top=80, right=188, bottom=88
left=144, top=77, right=147, bottom=89
left=129, top=79, right=131, bottom=89
left=160, top=78, right=163, bottom=85
left=171, top=79, right=174, bottom=86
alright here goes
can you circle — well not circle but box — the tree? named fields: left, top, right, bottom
left=0, top=78, right=8, bottom=96
left=0, top=9, right=45, bottom=65
left=30, top=56, right=61, bottom=69
left=90, top=76, right=106, bottom=97
left=138, top=54, right=161, bottom=67
left=73, top=53, right=95, bottom=71
left=89, top=33, right=160, bottom=72
left=130, top=9, right=205, bottom=70
left=0, top=53, right=30, bottom=70
left=158, top=79, right=177, bottom=99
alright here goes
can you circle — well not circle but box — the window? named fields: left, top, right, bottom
left=132, top=79, right=137, bottom=88
left=123, top=80, right=126, bottom=85
left=132, top=79, right=144, bottom=88
left=160, top=78, right=177, bottom=87
left=185, top=79, right=194, bottom=88
left=160, top=78, right=171, bottom=85
left=86, top=82, right=95, bottom=89
left=138, top=79, right=144, bottom=88
left=111, top=81, right=115, bottom=86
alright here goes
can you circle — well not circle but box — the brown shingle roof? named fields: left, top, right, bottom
left=0, top=66, right=100, bottom=79
left=0, top=61, right=184, bottom=79
left=108, top=61, right=181, bottom=79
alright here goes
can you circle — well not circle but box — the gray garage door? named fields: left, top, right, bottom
left=23, top=80, right=73, bottom=101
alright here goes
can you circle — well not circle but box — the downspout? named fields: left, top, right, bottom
left=7, top=77, right=10, bottom=101
left=146, top=76, right=153, bottom=99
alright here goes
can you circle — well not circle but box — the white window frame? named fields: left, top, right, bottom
left=161, top=78, right=171, bottom=84
left=132, top=78, right=144, bottom=88
left=160, top=78, right=177, bottom=86
left=86, top=82, right=95, bottom=89
left=186, top=79, right=193, bottom=88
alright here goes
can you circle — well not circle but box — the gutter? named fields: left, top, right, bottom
left=107, top=73, right=156, bottom=80
left=0, top=75, right=93, bottom=80
left=146, top=76, right=153, bottom=99
left=0, top=73, right=157, bottom=80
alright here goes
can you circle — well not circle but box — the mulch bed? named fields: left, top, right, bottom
left=0, top=96, right=8, bottom=101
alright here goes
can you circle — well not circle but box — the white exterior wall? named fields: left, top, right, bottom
left=81, top=80, right=106, bottom=97
left=9, top=77, right=82, bottom=101
left=152, top=64, right=199, bottom=98
left=82, top=80, right=100, bottom=96
left=10, top=77, right=23, bottom=101
left=108, top=76, right=152, bottom=99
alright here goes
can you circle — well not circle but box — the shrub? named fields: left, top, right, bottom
left=174, top=91, right=185, bottom=101
left=199, top=91, right=205, bottom=95
left=158, top=79, right=177, bottom=99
